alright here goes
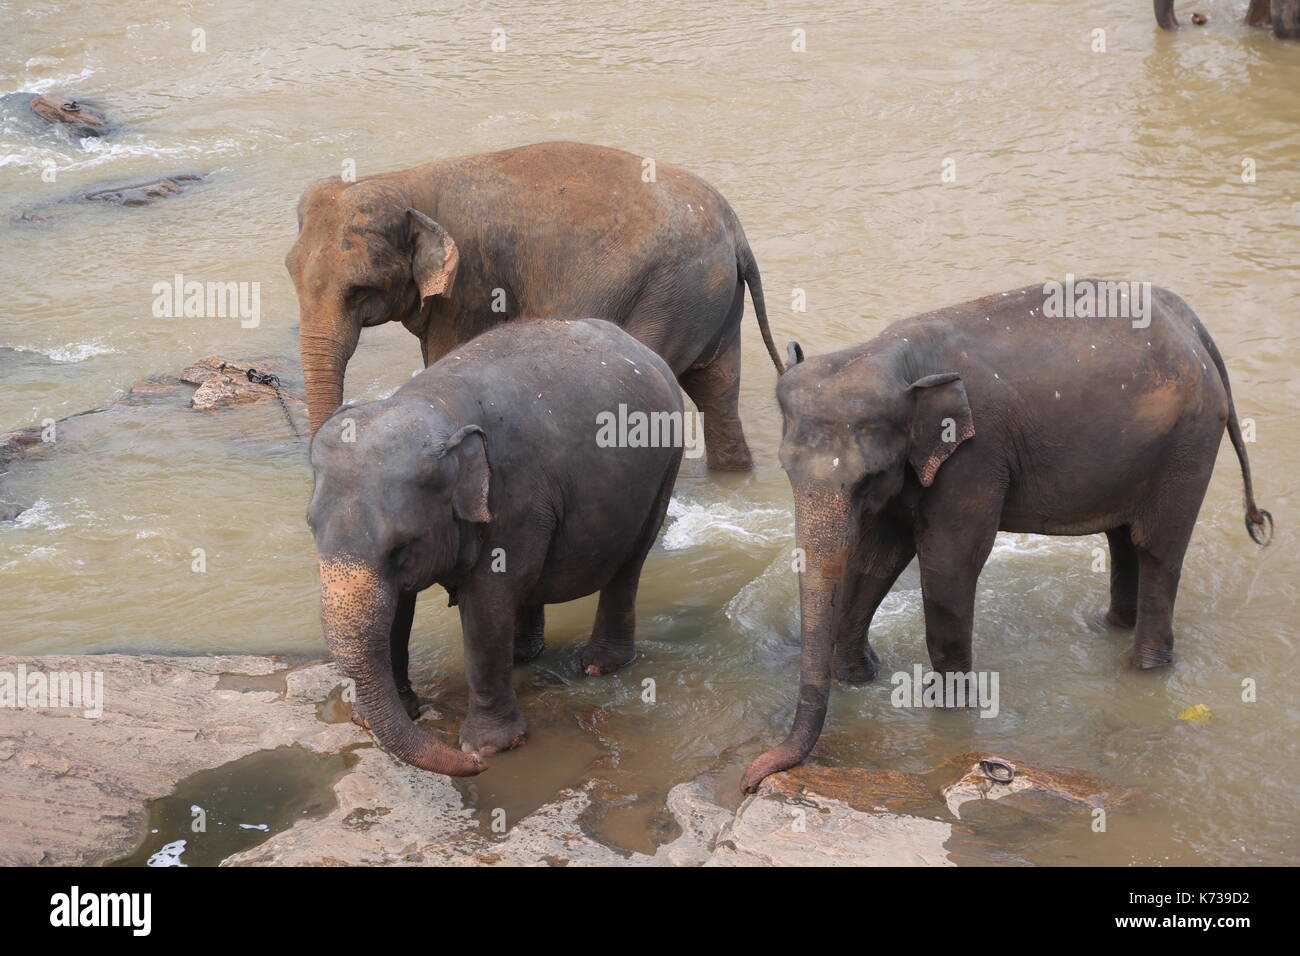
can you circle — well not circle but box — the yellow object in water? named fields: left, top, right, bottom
left=1178, top=704, right=1214, bottom=724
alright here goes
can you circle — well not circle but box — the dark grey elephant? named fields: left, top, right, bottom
left=309, top=319, right=682, bottom=776
left=742, top=283, right=1272, bottom=792
left=286, top=141, right=783, bottom=470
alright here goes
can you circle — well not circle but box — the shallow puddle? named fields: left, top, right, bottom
left=110, top=746, right=355, bottom=867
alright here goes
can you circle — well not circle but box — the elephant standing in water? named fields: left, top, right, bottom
left=285, top=141, right=783, bottom=470
left=742, top=283, right=1272, bottom=792
left=309, top=319, right=682, bottom=775
left=1155, top=0, right=1300, bottom=38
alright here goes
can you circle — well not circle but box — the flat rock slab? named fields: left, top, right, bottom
left=0, top=654, right=361, bottom=866
left=0, top=655, right=1135, bottom=867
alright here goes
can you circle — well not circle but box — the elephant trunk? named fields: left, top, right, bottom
left=319, top=556, right=485, bottom=777
left=1154, top=0, right=1179, bottom=30
left=740, top=483, right=853, bottom=793
left=300, top=318, right=361, bottom=437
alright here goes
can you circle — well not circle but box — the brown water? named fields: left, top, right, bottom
left=2, top=0, right=1297, bottom=865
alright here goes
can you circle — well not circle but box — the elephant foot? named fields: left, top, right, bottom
left=513, top=636, right=545, bottom=665
left=1132, top=646, right=1174, bottom=669
left=580, top=641, right=636, bottom=676
left=834, top=646, right=881, bottom=684
left=705, top=445, right=754, bottom=472
left=1104, top=607, right=1137, bottom=629
left=459, top=711, right=527, bottom=756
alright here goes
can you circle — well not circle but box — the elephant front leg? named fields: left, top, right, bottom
left=916, top=521, right=997, bottom=704
left=833, top=521, right=916, bottom=684
left=458, top=597, right=527, bottom=755
left=513, top=605, right=545, bottom=663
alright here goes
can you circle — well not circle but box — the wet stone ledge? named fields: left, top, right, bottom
left=0, top=654, right=1132, bottom=867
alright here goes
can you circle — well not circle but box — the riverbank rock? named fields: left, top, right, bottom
left=0, top=654, right=1135, bottom=867
left=0, top=655, right=361, bottom=866
left=937, top=751, right=1136, bottom=827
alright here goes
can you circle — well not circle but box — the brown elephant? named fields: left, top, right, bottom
left=1155, top=0, right=1300, bottom=38
left=285, top=141, right=783, bottom=470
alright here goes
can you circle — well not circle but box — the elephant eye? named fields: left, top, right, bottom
left=347, top=285, right=388, bottom=325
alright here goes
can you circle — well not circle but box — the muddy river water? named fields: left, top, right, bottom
left=2, top=0, right=1298, bottom=864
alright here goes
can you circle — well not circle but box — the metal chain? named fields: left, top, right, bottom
left=216, top=362, right=301, bottom=439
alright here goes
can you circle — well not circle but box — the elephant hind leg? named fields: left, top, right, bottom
left=1104, top=526, right=1140, bottom=629
left=1129, top=467, right=1213, bottom=669
left=680, top=328, right=753, bottom=472
left=581, top=455, right=680, bottom=675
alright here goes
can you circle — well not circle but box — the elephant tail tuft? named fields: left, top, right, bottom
left=1195, top=314, right=1274, bottom=547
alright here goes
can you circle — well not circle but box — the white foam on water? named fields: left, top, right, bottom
left=4, top=498, right=67, bottom=531
left=7, top=339, right=118, bottom=362
left=661, top=496, right=791, bottom=552
left=5, top=67, right=96, bottom=95
left=146, top=839, right=188, bottom=868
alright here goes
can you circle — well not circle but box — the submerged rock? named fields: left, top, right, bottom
left=0, top=355, right=303, bottom=518
left=938, top=750, right=1136, bottom=826
left=0, top=92, right=113, bottom=142
left=19, top=173, right=206, bottom=222
left=179, top=355, right=296, bottom=412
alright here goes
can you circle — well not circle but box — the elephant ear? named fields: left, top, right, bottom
left=906, top=373, right=974, bottom=487
left=442, top=425, right=490, bottom=523
left=409, top=209, right=459, bottom=304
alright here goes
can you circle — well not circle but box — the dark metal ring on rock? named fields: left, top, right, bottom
left=979, top=757, right=1016, bottom=784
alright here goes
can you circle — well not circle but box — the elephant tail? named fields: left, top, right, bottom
left=1196, top=318, right=1274, bottom=546
left=737, top=239, right=785, bottom=375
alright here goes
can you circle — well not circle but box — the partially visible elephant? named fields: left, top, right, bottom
left=285, top=141, right=783, bottom=470
left=1155, top=0, right=1300, bottom=38
left=309, top=318, right=682, bottom=776
left=741, top=283, right=1272, bottom=792
left=0, top=93, right=112, bottom=139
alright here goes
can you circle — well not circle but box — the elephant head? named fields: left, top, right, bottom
left=308, top=399, right=489, bottom=775
left=740, top=340, right=974, bottom=792
left=29, top=94, right=109, bottom=137
left=286, top=179, right=460, bottom=435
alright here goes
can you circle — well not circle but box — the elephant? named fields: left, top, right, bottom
left=740, top=282, right=1272, bottom=792
left=285, top=141, right=783, bottom=470
left=0, top=93, right=112, bottom=140
left=308, top=318, right=683, bottom=776
left=1155, top=0, right=1300, bottom=38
